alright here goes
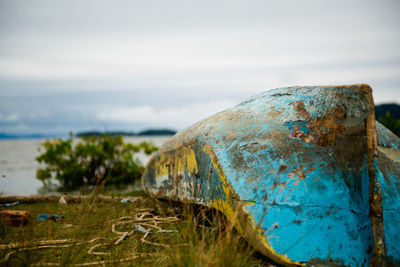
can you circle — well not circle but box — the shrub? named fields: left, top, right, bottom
left=36, top=133, right=158, bottom=192
left=378, top=111, right=400, bottom=137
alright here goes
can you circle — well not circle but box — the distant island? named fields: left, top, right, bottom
left=0, top=129, right=176, bottom=140
left=76, top=129, right=177, bottom=137
left=0, top=133, right=62, bottom=139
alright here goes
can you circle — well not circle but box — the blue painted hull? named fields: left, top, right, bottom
left=142, top=85, right=399, bottom=266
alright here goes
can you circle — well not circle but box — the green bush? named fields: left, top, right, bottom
left=378, top=111, right=400, bottom=137
left=36, top=133, right=158, bottom=192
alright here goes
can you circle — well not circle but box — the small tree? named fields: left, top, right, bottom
left=378, top=112, right=400, bottom=137
left=36, top=133, right=158, bottom=192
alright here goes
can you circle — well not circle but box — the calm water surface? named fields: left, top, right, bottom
left=0, top=136, right=170, bottom=196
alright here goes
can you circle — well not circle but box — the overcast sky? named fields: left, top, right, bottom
left=0, top=0, right=399, bottom=135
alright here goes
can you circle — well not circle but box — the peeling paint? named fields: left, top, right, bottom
left=142, top=84, right=400, bottom=267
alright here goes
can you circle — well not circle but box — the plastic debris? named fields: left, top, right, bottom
left=132, top=224, right=177, bottom=234
left=59, top=196, right=67, bottom=204
left=120, top=198, right=135, bottom=204
left=157, top=229, right=178, bottom=233
left=0, top=201, right=20, bottom=207
left=134, top=224, right=148, bottom=234
left=38, top=214, right=63, bottom=222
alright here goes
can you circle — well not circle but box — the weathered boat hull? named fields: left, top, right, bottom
left=376, top=122, right=400, bottom=266
left=142, top=84, right=400, bottom=266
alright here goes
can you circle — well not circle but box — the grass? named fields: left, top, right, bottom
left=0, top=192, right=272, bottom=266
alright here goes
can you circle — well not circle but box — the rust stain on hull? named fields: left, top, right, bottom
left=142, top=84, right=400, bottom=267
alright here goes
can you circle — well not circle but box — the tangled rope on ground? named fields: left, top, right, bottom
left=110, top=209, right=180, bottom=248
left=0, top=209, right=182, bottom=265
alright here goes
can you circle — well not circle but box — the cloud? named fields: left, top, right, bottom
left=0, top=0, right=399, bottom=135
left=1, top=1, right=399, bottom=87
left=0, top=112, right=20, bottom=122
left=97, top=100, right=237, bottom=129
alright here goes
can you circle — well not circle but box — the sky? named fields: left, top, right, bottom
left=0, top=0, right=399, bottom=135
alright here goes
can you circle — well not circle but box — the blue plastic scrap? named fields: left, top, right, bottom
left=134, top=224, right=149, bottom=234
left=0, top=201, right=20, bottom=207
left=37, top=214, right=63, bottom=222
left=120, top=198, right=135, bottom=204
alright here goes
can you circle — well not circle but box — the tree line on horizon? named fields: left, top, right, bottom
left=76, top=129, right=176, bottom=137
left=375, top=103, right=400, bottom=137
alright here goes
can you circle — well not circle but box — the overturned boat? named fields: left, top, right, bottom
left=142, top=84, right=400, bottom=266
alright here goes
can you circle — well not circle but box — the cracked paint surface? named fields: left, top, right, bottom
left=142, top=85, right=399, bottom=266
